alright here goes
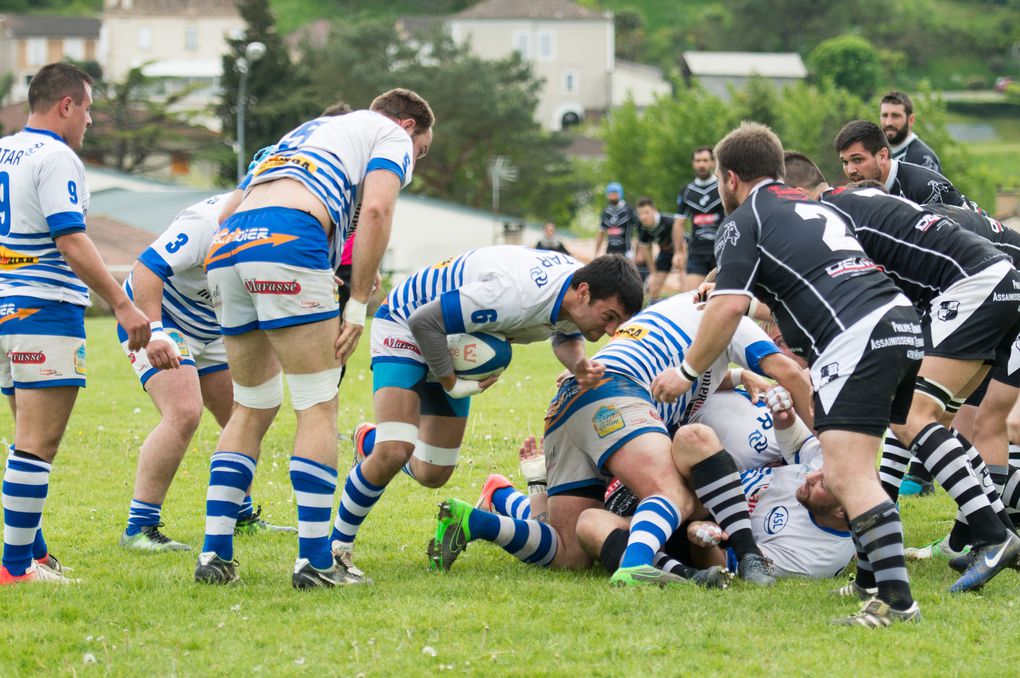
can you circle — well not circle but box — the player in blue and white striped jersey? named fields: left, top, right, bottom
left=116, top=192, right=294, bottom=552
left=196, top=89, right=435, bottom=589
left=0, top=63, right=150, bottom=585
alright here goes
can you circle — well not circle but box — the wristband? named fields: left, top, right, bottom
left=149, top=321, right=164, bottom=332
left=678, top=360, right=701, bottom=381
left=729, top=367, right=743, bottom=386
left=148, top=330, right=177, bottom=352
left=527, top=483, right=547, bottom=497
left=444, top=378, right=484, bottom=399
left=746, top=297, right=759, bottom=318
left=342, top=299, right=367, bottom=326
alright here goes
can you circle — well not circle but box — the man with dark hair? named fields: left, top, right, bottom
left=834, top=119, right=976, bottom=210
left=635, top=197, right=678, bottom=301
left=880, top=92, right=941, bottom=173
left=0, top=62, right=151, bottom=584
left=595, top=181, right=638, bottom=258
left=654, top=122, right=925, bottom=627
left=783, top=152, right=1020, bottom=593
left=194, top=88, right=434, bottom=589
left=676, top=146, right=725, bottom=291
left=336, top=247, right=642, bottom=581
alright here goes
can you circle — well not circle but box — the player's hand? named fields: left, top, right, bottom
left=692, top=281, right=716, bottom=305
left=572, top=358, right=605, bottom=389
left=651, top=368, right=691, bottom=404
left=372, top=271, right=383, bottom=295
left=739, top=371, right=770, bottom=404
left=687, top=521, right=727, bottom=547
left=335, top=320, right=363, bottom=364
left=555, top=368, right=573, bottom=387
left=145, top=331, right=180, bottom=370
left=116, top=303, right=151, bottom=352
left=764, top=385, right=794, bottom=424
left=672, top=252, right=686, bottom=271
left=443, top=375, right=499, bottom=399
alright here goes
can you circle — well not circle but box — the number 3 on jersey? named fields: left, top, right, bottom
left=794, top=203, right=862, bottom=253
left=165, top=232, right=189, bottom=254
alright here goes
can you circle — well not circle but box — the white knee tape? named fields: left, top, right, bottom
left=232, top=372, right=283, bottom=409
left=287, top=368, right=342, bottom=411
left=413, top=441, right=460, bottom=467
left=374, top=421, right=419, bottom=445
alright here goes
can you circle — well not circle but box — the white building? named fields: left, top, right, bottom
left=0, top=15, right=101, bottom=103
left=682, top=51, right=808, bottom=101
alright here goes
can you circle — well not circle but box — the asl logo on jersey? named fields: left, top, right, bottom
left=764, top=506, right=789, bottom=535
left=613, top=324, right=650, bottom=341
left=936, top=300, right=959, bottom=321
left=8, top=351, right=44, bottom=364
left=592, top=405, right=625, bottom=438
left=0, top=246, right=39, bottom=270
left=243, top=279, right=301, bottom=295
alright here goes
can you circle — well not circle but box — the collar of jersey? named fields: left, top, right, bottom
left=808, top=509, right=851, bottom=538
left=550, top=272, right=573, bottom=324
left=692, top=176, right=716, bottom=188
left=749, top=178, right=779, bottom=196
left=23, top=126, right=66, bottom=144
left=889, top=131, right=917, bottom=155
left=884, top=160, right=899, bottom=192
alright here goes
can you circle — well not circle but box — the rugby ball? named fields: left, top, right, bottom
left=447, top=332, right=512, bottom=380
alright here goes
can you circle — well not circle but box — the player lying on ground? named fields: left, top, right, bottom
left=116, top=191, right=294, bottom=552
left=333, top=248, right=644, bottom=581
left=426, top=291, right=811, bottom=587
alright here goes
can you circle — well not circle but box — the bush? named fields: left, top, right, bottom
left=808, top=35, right=883, bottom=100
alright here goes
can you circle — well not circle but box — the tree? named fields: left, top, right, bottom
left=808, top=35, right=883, bottom=100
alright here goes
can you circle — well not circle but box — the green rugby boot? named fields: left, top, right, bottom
left=428, top=499, right=473, bottom=572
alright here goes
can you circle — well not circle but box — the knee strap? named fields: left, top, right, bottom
left=413, top=441, right=460, bottom=467
left=287, top=368, right=342, bottom=411
left=915, top=376, right=954, bottom=411
left=374, top=421, right=419, bottom=445
left=233, top=372, right=283, bottom=409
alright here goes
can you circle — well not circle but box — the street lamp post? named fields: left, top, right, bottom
left=235, top=41, right=266, bottom=182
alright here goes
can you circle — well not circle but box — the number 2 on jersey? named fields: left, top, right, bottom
left=794, top=203, right=862, bottom=253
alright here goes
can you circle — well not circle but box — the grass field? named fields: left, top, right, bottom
left=2, top=318, right=1020, bottom=676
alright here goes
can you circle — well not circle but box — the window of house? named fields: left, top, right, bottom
left=27, top=38, right=46, bottom=66
left=137, top=27, right=151, bottom=51
left=63, top=38, right=85, bottom=61
left=537, top=31, right=555, bottom=61
left=512, top=30, right=531, bottom=60
left=563, top=70, right=580, bottom=95
left=185, top=25, right=198, bottom=51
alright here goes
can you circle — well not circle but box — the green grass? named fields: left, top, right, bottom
left=2, top=318, right=1019, bottom=675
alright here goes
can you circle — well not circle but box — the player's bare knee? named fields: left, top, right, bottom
left=671, top=424, right=720, bottom=468
left=166, top=396, right=204, bottom=434
left=411, top=462, right=454, bottom=489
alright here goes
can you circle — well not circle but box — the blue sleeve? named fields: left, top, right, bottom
left=46, top=211, right=87, bottom=237
left=745, top=339, right=781, bottom=376
left=366, top=157, right=405, bottom=184
left=440, top=290, right=466, bottom=334
left=137, top=247, right=173, bottom=282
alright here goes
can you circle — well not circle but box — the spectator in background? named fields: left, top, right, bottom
left=595, top=182, right=638, bottom=259
left=879, top=91, right=942, bottom=173
left=535, top=222, right=571, bottom=256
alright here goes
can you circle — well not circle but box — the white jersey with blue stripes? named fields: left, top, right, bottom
left=0, top=127, right=91, bottom=305
left=245, top=110, right=413, bottom=267
left=126, top=193, right=228, bottom=341
left=594, top=292, right=780, bottom=427
left=741, top=440, right=854, bottom=578
left=383, top=246, right=583, bottom=343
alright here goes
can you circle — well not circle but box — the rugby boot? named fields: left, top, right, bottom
left=120, top=524, right=191, bottom=552
left=428, top=498, right=473, bottom=572
left=234, top=506, right=297, bottom=535
left=736, top=553, right=777, bottom=586
left=831, top=597, right=921, bottom=627
left=194, top=551, right=239, bottom=585
left=475, top=474, right=513, bottom=512
left=949, top=531, right=1020, bottom=593
left=610, top=564, right=691, bottom=587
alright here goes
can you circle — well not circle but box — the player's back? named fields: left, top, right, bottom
left=718, top=182, right=901, bottom=361
left=889, top=160, right=965, bottom=208
left=929, top=203, right=1020, bottom=268
left=0, top=128, right=90, bottom=305
left=382, top=246, right=580, bottom=339
left=822, top=186, right=1007, bottom=304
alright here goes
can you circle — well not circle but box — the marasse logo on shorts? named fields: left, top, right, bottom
left=383, top=337, right=421, bottom=355
left=8, top=351, right=44, bottom=364
left=243, top=279, right=301, bottom=295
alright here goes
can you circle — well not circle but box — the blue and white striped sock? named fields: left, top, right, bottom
left=331, top=463, right=385, bottom=547
left=619, top=495, right=681, bottom=569
left=290, top=456, right=337, bottom=570
left=491, top=486, right=531, bottom=520
left=238, top=495, right=254, bottom=520
left=126, top=499, right=161, bottom=536
left=201, top=452, right=256, bottom=560
left=467, top=509, right=557, bottom=566
left=2, top=451, right=50, bottom=577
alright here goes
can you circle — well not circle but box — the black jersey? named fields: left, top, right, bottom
left=928, top=203, right=1020, bottom=268
left=821, top=186, right=1007, bottom=306
left=677, top=178, right=725, bottom=257
left=891, top=133, right=941, bottom=174
left=711, top=181, right=902, bottom=363
left=886, top=160, right=969, bottom=209
left=600, top=201, right=638, bottom=255
left=637, top=213, right=675, bottom=252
